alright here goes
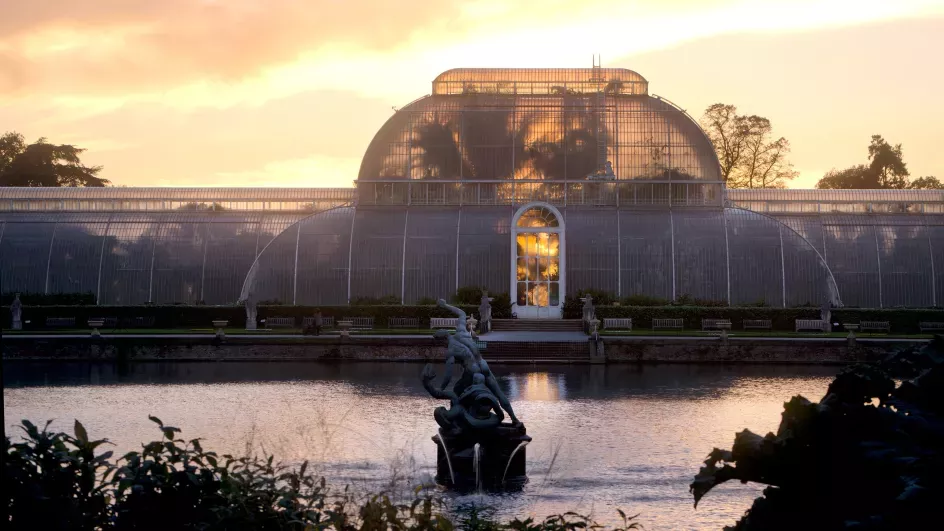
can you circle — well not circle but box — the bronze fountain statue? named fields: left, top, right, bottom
left=423, top=299, right=530, bottom=491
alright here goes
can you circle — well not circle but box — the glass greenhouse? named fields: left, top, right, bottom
left=2, top=68, right=943, bottom=311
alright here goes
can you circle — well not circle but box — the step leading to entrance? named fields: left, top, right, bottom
left=491, top=319, right=584, bottom=332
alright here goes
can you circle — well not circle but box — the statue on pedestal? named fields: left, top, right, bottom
left=820, top=299, right=832, bottom=333
left=241, top=290, right=257, bottom=330
left=478, top=290, right=493, bottom=334
left=11, top=293, right=23, bottom=330
left=424, top=298, right=530, bottom=491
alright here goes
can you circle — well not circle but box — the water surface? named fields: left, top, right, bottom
left=4, top=361, right=836, bottom=530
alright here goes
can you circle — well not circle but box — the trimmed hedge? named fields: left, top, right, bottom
left=257, top=305, right=482, bottom=327
left=1, top=291, right=96, bottom=306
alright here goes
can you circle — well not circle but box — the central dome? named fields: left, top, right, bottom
left=357, top=67, right=719, bottom=183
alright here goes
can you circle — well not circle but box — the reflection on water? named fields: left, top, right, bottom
left=510, top=373, right=566, bottom=401
left=4, top=362, right=836, bottom=530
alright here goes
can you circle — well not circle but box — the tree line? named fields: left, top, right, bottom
left=700, top=104, right=940, bottom=190
left=4, top=112, right=939, bottom=190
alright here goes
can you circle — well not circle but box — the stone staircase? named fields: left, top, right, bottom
left=480, top=340, right=589, bottom=362
left=491, top=319, right=584, bottom=332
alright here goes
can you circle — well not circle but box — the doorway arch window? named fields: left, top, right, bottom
left=511, top=203, right=565, bottom=318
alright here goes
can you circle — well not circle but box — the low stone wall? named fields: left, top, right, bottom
left=603, top=337, right=920, bottom=364
left=1, top=336, right=925, bottom=364
left=1, top=337, right=443, bottom=362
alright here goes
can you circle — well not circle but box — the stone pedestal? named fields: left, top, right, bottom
left=432, top=424, right=531, bottom=492
left=588, top=337, right=606, bottom=364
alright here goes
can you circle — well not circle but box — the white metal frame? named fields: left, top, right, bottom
left=510, top=202, right=565, bottom=319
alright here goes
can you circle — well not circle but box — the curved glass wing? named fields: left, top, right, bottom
left=241, top=207, right=355, bottom=306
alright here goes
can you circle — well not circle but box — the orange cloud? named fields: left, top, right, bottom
left=7, top=0, right=938, bottom=104
left=1, top=1, right=942, bottom=189
left=0, top=0, right=467, bottom=98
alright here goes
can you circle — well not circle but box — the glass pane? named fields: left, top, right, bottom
left=516, top=234, right=526, bottom=256
left=528, top=257, right=537, bottom=280
left=517, top=282, right=527, bottom=306
left=549, top=258, right=560, bottom=281
left=526, top=234, right=537, bottom=256
left=539, top=257, right=549, bottom=280
left=516, top=257, right=527, bottom=281
left=548, top=233, right=559, bottom=257
left=537, top=232, right=550, bottom=257
left=550, top=282, right=560, bottom=306
left=530, top=282, right=549, bottom=306
left=517, top=206, right=559, bottom=228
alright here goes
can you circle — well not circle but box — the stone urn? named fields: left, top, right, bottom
left=588, top=318, right=600, bottom=338
left=467, top=315, right=478, bottom=335
left=212, top=320, right=229, bottom=339
left=338, top=320, right=353, bottom=338
left=88, top=318, right=105, bottom=337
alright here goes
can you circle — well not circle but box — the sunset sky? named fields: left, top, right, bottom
left=1, top=0, right=942, bottom=189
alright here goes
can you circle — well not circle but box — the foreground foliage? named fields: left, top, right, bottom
left=692, top=338, right=944, bottom=529
left=4, top=416, right=640, bottom=530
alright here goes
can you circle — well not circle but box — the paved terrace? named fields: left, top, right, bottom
left=4, top=331, right=930, bottom=344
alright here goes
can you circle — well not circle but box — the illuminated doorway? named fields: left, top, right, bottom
left=511, top=203, right=565, bottom=319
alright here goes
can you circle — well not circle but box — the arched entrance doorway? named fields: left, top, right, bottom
left=511, top=203, right=565, bottom=319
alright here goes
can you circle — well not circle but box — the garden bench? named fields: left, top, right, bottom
left=302, top=316, right=334, bottom=329
left=126, top=316, right=155, bottom=328
left=919, top=322, right=944, bottom=333
left=45, top=317, right=76, bottom=328
left=342, top=317, right=374, bottom=330
left=742, top=319, right=772, bottom=330
left=266, top=317, right=296, bottom=328
left=795, top=319, right=826, bottom=332
left=389, top=317, right=419, bottom=328
left=702, top=319, right=732, bottom=331
left=860, top=321, right=891, bottom=333
left=602, top=318, right=632, bottom=331
left=90, top=317, right=119, bottom=328
left=652, top=318, right=684, bottom=331
left=430, top=317, right=458, bottom=329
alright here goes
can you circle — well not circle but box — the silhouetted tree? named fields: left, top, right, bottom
left=909, top=176, right=943, bottom=189
left=0, top=131, right=108, bottom=187
left=701, top=104, right=744, bottom=183
left=411, top=103, right=534, bottom=180
left=700, top=104, right=796, bottom=188
left=816, top=135, right=915, bottom=190
left=529, top=96, right=601, bottom=180
left=412, top=115, right=467, bottom=179
left=815, top=164, right=877, bottom=189
left=868, top=134, right=909, bottom=189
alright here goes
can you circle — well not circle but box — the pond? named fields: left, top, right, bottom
left=3, top=361, right=837, bottom=530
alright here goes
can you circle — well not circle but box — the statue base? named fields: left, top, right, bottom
left=432, top=423, right=531, bottom=492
